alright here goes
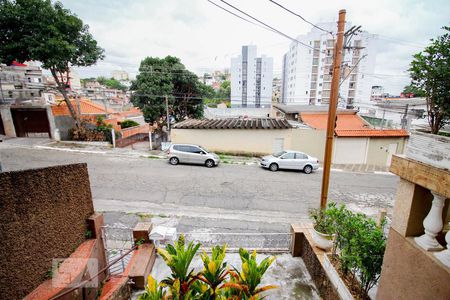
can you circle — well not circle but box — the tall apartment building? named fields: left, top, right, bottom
left=231, top=45, right=273, bottom=108
left=281, top=22, right=377, bottom=108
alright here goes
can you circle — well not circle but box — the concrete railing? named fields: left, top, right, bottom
left=121, top=123, right=150, bottom=138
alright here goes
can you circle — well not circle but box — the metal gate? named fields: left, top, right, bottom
left=101, top=224, right=134, bottom=275
left=11, top=108, right=51, bottom=138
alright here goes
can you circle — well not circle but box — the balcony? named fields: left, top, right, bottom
left=377, top=155, right=450, bottom=299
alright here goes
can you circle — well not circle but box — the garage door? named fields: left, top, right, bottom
left=334, top=138, right=367, bottom=164
left=11, top=108, right=51, bottom=138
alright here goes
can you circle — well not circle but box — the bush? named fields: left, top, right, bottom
left=330, top=204, right=386, bottom=298
left=309, top=202, right=339, bottom=234
left=120, top=119, right=140, bottom=129
left=69, top=121, right=106, bottom=141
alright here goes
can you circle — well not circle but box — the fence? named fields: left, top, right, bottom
left=101, top=225, right=134, bottom=275
left=179, top=232, right=292, bottom=253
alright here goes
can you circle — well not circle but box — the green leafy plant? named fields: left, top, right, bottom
left=139, top=275, right=167, bottom=300
left=223, top=248, right=277, bottom=299
left=197, top=245, right=229, bottom=299
left=85, top=229, right=93, bottom=239
left=157, top=235, right=201, bottom=297
left=120, top=119, right=140, bottom=129
left=309, top=202, right=339, bottom=234
left=330, top=205, right=387, bottom=298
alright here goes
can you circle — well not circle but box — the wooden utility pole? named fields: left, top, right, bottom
left=320, top=9, right=346, bottom=210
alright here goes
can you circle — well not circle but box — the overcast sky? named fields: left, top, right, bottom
left=60, top=0, right=449, bottom=94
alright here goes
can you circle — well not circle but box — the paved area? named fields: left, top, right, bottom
left=0, top=138, right=399, bottom=235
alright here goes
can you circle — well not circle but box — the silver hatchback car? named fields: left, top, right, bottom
left=167, top=144, right=220, bottom=167
left=260, top=150, right=319, bottom=173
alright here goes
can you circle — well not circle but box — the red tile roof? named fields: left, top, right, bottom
left=300, top=113, right=409, bottom=137
left=51, top=98, right=115, bottom=116
left=300, top=113, right=370, bottom=131
left=336, top=129, right=409, bottom=137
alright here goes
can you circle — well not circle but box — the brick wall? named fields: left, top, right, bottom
left=0, top=163, right=95, bottom=300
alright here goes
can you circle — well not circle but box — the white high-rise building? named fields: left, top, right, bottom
left=281, top=22, right=377, bottom=108
left=231, top=45, right=273, bottom=108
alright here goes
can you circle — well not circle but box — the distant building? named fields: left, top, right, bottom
left=231, top=45, right=273, bottom=108
left=111, top=70, right=129, bottom=81
left=272, top=78, right=282, bottom=103
left=281, top=22, right=377, bottom=108
left=0, top=62, right=45, bottom=105
left=371, top=85, right=385, bottom=101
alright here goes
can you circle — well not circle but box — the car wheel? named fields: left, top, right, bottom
left=303, top=165, right=313, bottom=174
left=205, top=159, right=215, bottom=168
left=169, top=157, right=179, bottom=165
left=269, top=163, right=278, bottom=172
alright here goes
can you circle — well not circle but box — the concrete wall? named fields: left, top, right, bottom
left=0, top=163, right=95, bottom=299
left=290, top=128, right=326, bottom=160
left=366, top=137, right=407, bottom=166
left=334, top=137, right=369, bottom=164
left=0, top=106, right=16, bottom=136
left=172, top=127, right=407, bottom=165
left=54, top=115, right=76, bottom=140
left=171, top=128, right=292, bottom=155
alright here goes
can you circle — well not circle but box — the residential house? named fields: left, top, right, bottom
left=299, top=111, right=409, bottom=166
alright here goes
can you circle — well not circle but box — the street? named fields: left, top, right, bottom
left=0, top=140, right=398, bottom=235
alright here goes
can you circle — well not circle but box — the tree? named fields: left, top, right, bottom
left=402, top=84, right=426, bottom=97
left=0, top=0, right=104, bottom=127
left=408, top=26, right=450, bottom=134
left=97, top=76, right=127, bottom=91
left=131, top=56, right=207, bottom=123
left=217, top=80, right=231, bottom=99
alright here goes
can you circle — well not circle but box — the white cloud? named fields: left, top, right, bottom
left=61, top=0, right=450, bottom=94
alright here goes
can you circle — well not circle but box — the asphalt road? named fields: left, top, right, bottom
left=0, top=141, right=398, bottom=235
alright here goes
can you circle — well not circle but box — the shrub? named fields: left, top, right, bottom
left=120, top=119, right=140, bottom=129
left=331, top=205, right=386, bottom=298
left=309, top=202, right=339, bottom=234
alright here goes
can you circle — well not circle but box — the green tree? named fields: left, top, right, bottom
left=408, top=26, right=450, bottom=134
left=97, top=76, right=127, bottom=91
left=217, top=80, right=231, bottom=99
left=131, top=56, right=207, bottom=123
left=402, top=84, right=426, bottom=97
left=0, top=0, right=104, bottom=127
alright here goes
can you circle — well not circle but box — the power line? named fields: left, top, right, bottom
left=267, top=0, right=332, bottom=34
left=210, top=0, right=318, bottom=51
left=207, top=0, right=277, bottom=33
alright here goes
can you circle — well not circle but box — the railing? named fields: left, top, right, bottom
left=414, top=192, right=450, bottom=267
left=101, top=225, right=135, bottom=275
left=178, top=232, right=292, bottom=253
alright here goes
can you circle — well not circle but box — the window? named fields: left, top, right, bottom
left=281, top=152, right=295, bottom=159
left=295, top=153, right=307, bottom=159
left=189, top=146, right=203, bottom=154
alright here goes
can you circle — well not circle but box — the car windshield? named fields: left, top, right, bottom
left=273, top=151, right=286, bottom=157
left=199, top=146, right=209, bottom=153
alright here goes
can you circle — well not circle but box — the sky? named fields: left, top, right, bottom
left=60, top=0, right=450, bottom=95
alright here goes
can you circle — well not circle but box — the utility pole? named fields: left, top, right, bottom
left=320, top=9, right=346, bottom=210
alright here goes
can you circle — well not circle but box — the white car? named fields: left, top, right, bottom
left=260, top=150, right=319, bottom=174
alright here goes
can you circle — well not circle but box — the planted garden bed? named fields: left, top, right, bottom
left=308, top=203, right=387, bottom=300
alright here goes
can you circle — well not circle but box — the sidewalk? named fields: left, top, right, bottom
left=1, top=138, right=392, bottom=174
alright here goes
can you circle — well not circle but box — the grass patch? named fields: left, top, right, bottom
left=136, top=212, right=153, bottom=221
left=147, top=155, right=162, bottom=159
